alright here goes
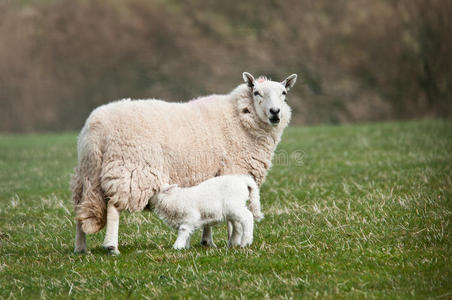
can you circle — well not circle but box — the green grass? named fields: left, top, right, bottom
left=0, top=120, right=451, bottom=299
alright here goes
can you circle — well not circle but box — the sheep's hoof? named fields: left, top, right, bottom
left=104, top=245, right=120, bottom=256
left=200, top=240, right=216, bottom=247
left=74, top=248, right=87, bottom=254
left=256, top=213, right=264, bottom=222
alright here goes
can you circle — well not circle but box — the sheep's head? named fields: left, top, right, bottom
left=242, top=72, right=297, bottom=127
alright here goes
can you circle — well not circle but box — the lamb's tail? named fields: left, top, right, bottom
left=71, top=135, right=106, bottom=234
left=245, top=176, right=264, bottom=222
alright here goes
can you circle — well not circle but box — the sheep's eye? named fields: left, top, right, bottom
left=282, top=91, right=287, bottom=96
left=253, top=91, right=261, bottom=97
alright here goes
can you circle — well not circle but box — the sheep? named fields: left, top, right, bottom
left=150, top=175, right=264, bottom=249
left=72, top=72, right=297, bottom=255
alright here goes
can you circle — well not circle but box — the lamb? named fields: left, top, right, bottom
left=72, top=72, right=297, bottom=255
left=150, top=175, right=264, bottom=249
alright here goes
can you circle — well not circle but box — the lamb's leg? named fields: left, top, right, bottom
left=201, top=226, right=216, bottom=247
left=228, top=220, right=243, bottom=247
left=74, top=221, right=87, bottom=253
left=103, top=201, right=121, bottom=255
left=173, top=224, right=193, bottom=250
left=185, top=234, right=191, bottom=249
left=227, top=221, right=233, bottom=240
left=239, top=210, right=254, bottom=247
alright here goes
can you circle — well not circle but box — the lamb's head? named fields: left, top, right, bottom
left=159, top=184, right=178, bottom=195
left=151, top=184, right=179, bottom=204
left=242, top=72, right=297, bottom=127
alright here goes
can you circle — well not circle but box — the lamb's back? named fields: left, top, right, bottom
left=190, top=175, right=250, bottom=200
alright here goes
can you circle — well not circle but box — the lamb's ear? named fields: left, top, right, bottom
left=282, top=74, right=298, bottom=91
left=160, top=184, right=178, bottom=193
left=242, top=72, right=255, bottom=88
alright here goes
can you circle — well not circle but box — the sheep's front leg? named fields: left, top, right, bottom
left=200, top=226, right=216, bottom=247
left=173, top=224, right=193, bottom=250
left=103, top=201, right=121, bottom=255
left=74, top=220, right=87, bottom=253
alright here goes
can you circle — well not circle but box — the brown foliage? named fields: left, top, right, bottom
left=0, top=0, right=450, bottom=132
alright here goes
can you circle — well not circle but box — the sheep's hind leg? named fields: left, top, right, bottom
left=103, top=201, right=121, bottom=255
left=200, top=226, right=216, bottom=247
left=174, top=224, right=193, bottom=250
left=228, top=220, right=243, bottom=247
left=74, top=221, right=87, bottom=253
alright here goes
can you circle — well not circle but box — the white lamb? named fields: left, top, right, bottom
left=150, top=175, right=264, bottom=249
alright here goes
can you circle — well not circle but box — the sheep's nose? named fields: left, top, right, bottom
left=269, top=108, right=280, bottom=115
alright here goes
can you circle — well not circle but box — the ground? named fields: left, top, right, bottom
left=0, top=119, right=451, bottom=299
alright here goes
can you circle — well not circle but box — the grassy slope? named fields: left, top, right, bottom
left=0, top=120, right=451, bottom=299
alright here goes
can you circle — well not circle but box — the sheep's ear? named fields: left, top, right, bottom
left=161, top=184, right=178, bottom=193
left=242, top=72, right=255, bottom=88
left=282, top=74, right=297, bottom=91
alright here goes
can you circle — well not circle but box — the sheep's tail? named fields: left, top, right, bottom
left=71, top=134, right=106, bottom=234
left=245, top=176, right=264, bottom=222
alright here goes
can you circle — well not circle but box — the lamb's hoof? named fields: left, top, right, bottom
left=74, top=248, right=87, bottom=254
left=240, top=240, right=253, bottom=247
left=228, top=241, right=240, bottom=248
left=104, top=245, right=120, bottom=256
left=173, top=242, right=187, bottom=250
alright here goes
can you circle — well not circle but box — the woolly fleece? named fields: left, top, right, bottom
left=72, top=81, right=292, bottom=234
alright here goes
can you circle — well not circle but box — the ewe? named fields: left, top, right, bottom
left=72, top=72, right=297, bottom=254
left=150, top=175, right=263, bottom=249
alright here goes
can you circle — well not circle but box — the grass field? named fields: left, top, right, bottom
left=0, top=120, right=451, bottom=299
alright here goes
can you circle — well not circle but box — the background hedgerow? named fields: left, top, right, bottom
left=0, top=0, right=451, bottom=132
